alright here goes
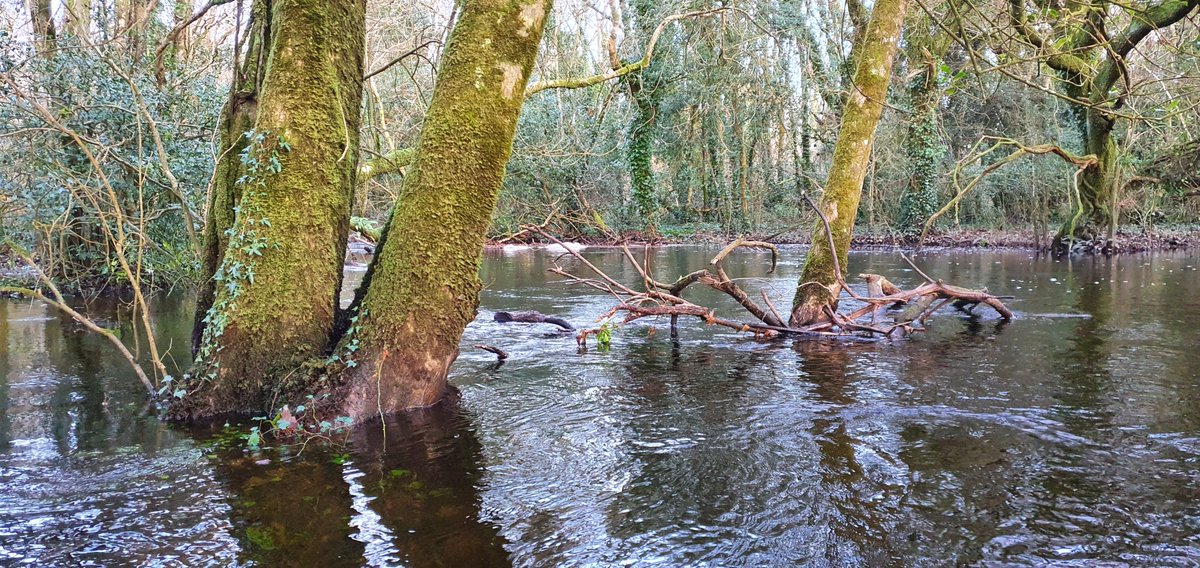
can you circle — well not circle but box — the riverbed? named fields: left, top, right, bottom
left=2, top=247, right=1198, bottom=566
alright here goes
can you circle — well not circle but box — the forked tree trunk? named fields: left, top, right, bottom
left=182, top=0, right=366, bottom=416
left=335, top=0, right=552, bottom=418
left=790, top=0, right=907, bottom=326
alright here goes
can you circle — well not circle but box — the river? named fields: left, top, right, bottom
left=1, top=246, right=1198, bottom=566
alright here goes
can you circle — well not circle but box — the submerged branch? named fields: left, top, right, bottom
left=2, top=242, right=157, bottom=396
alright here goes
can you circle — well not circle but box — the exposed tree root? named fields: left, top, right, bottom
left=529, top=227, right=1013, bottom=347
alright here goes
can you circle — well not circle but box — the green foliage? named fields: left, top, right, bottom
left=596, top=320, right=618, bottom=351
left=194, top=130, right=291, bottom=375
left=0, top=35, right=221, bottom=289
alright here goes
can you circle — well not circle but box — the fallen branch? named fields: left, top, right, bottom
left=531, top=222, right=1014, bottom=347
left=474, top=344, right=508, bottom=361
left=494, top=310, right=574, bottom=331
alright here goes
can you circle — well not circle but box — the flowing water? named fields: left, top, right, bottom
left=1, top=247, right=1199, bottom=566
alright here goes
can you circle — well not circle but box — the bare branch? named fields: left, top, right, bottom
left=525, top=7, right=729, bottom=96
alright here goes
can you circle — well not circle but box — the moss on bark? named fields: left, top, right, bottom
left=336, top=0, right=552, bottom=419
left=177, top=0, right=366, bottom=417
left=898, top=49, right=944, bottom=234
left=790, top=0, right=908, bottom=326
left=192, top=9, right=267, bottom=354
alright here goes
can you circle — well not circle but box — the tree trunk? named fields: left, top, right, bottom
left=192, top=3, right=270, bottom=355
left=182, top=0, right=366, bottom=416
left=627, top=0, right=662, bottom=235
left=790, top=0, right=908, bottom=326
left=65, top=0, right=92, bottom=39
left=1054, top=110, right=1116, bottom=248
left=334, top=0, right=551, bottom=418
left=898, top=48, right=944, bottom=234
left=30, top=0, right=56, bottom=57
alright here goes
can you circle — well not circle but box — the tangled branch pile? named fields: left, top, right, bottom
left=531, top=228, right=1013, bottom=347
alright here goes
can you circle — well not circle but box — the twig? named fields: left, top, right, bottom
left=364, top=39, right=442, bottom=81
left=899, top=253, right=935, bottom=284
left=761, top=290, right=786, bottom=325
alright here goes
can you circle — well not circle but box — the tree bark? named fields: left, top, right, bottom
left=192, top=3, right=270, bottom=355
left=30, top=0, right=56, bottom=57
left=334, top=0, right=552, bottom=418
left=898, top=48, right=944, bottom=234
left=181, top=0, right=366, bottom=416
left=65, top=0, right=92, bottom=40
left=790, top=0, right=908, bottom=326
left=627, top=0, right=662, bottom=235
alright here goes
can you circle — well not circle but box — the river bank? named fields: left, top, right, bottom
left=488, top=225, right=1199, bottom=253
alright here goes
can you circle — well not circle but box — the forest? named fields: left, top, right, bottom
left=0, top=0, right=1199, bottom=565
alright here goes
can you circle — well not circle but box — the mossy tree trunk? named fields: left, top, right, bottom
left=898, top=47, right=945, bottom=234
left=1065, top=113, right=1117, bottom=242
left=334, top=0, right=551, bottom=418
left=192, top=4, right=269, bottom=354
left=181, top=0, right=366, bottom=416
left=627, top=0, right=664, bottom=235
left=790, top=0, right=908, bottom=326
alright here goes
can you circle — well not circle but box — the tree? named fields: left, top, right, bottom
left=65, top=0, right=91, bottom=39
left=29, top=0, right=55, bottom=58
left=191, top=3, right=269, bottom=354
left=1003, top=0, right=1200, bottom=248
left=898, top=19, right=949, bottom=233
left=626, top=0, right=666, bottom=235
left=184, top=0, right=367, bottom=415
left=790, top=0, right=909, bottom=326
left=333, top=0, right=552, bottom=418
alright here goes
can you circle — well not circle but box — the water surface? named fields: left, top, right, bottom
left=2, top=247, right=1198, bottom=566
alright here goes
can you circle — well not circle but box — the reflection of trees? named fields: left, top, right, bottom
left=210, top=401, right=507, bottom=567
left=351, top=405, right=509, bottom=567
left=795, top=340, right=895, bottom=565
left=1035, top=259, right=1115, bottom=510
left=606, top=336, right=767, bottom=528
left=47, top=309, right=108, bottom=454
left=203, top=428, right=359, bottom=566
